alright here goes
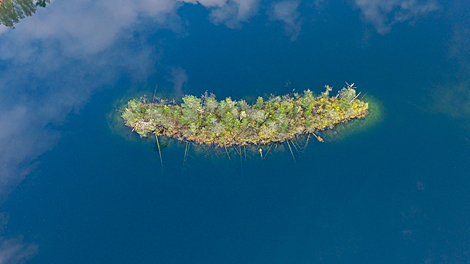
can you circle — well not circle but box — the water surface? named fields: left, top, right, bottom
left=1, top=0, right=470, bottom=263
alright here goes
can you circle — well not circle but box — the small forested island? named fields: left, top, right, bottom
left=122, top=83, right=369, bottom=147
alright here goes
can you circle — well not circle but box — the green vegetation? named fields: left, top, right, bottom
left=0, top=0, right=49, bottom=28
left=122, top=83, right=369, bottom=147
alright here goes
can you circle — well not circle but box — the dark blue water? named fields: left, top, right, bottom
left=1, top=1, right=470, bottom=263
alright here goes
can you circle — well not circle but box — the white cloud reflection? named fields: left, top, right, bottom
left=0, top=1, right=183, bottom=260
left=0, top=236, right=37, bottom=264
left=0, top=0, right=174, bottom=200
left=0, top=213, right=37, bottom=264
left=0, top=0, right=264, bottom=214
left=168, top=66, right=188, bottom=96
left=353, top=0, right=439, bottom=34
left=181, top=0, right=260, bottom=28
left=0, top=0, right=265, bottom=206
left=268, top=0, right=302, bottom=40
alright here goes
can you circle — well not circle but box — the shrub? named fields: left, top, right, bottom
left=204, top=97, right=218, bottom=112
left=182, top=95, right=203, bottom=112
left=301, top=89, right=315, bottom=107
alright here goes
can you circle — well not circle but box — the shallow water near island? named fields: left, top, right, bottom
left=2, top=1, right=470, bottom=263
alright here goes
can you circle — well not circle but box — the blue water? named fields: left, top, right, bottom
left=1, top=1, right=470, bottom=263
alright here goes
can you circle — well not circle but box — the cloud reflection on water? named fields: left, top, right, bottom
left=0, top=0, right=183, bottom=198
left=353, top=0, right=439, bottom=34
left=268, top=0, right=302, bottom=41
left=0, top=1, right=178, bottom=260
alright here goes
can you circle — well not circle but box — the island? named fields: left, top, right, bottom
left=122, top=83, right=369, bottom=147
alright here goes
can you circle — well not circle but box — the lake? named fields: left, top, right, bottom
left=1, top=0, right=470, bottom=263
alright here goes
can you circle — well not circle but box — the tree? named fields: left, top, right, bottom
left=321, top=85, right=332, bottom=98
left=182, top=95, right=202, bottom=112
left=203, top=97, right=218, bottom=112
left=0, top=0, right=49, bottom=28
left=301, top=89, right=314, bottom=108
left=255, top=97, right=264, bottom=108
left=338, top=82, right=357, bottom=110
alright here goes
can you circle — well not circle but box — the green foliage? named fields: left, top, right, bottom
left=35, top=0, right=47, bottom=7
left=204, top=112, right=217, bottom=124
left=281, top=123, right=288, bottom=132
left=238, top=100, right=249, bottom=110
left=222, top=111, right=235, bottom=129
left=255, top=97, right=264, bottom=108
left=0, top=0, right=49, bottom=28
left=225, top=97, right=236, bottom=110
left=230, top=107, right=239, bottom=120
left=182, top=108, right=198, bottom=124
left=301, top=89, right=315, bottom=108
left=339, top=89, right=356, bottom=102
left=252, top=109, right=266, bottom=123
left=303, top=104, right=313, bottom=118
left=217, top=100, right=227, bottom=113
left=338, top=83, right=357, bottom=110
left=275, top=112, right=288, bottom=130
left=203, top=97, right=218, bottom=112
left=269, top=95, right=282, bottom=103
left=182, top=95, right=203, bottom=112
left=321, top=85, right=333, bottom=98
